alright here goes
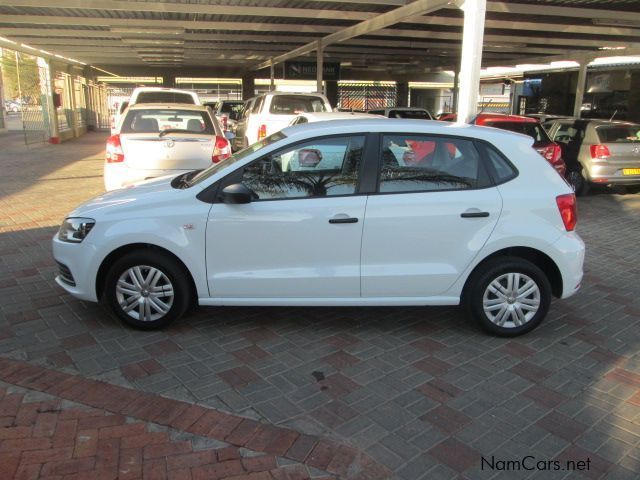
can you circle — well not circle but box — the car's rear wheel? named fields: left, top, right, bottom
left=465, top=257, right=551, bottom=336
left=566, top=168, right=589, bottom=196
left=104, top=250, right=191, bottom=329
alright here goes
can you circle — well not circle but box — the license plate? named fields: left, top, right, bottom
left=623, top=168, right=640, bottom=175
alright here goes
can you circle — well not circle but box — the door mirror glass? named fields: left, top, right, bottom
left=221, top=183, right=255, bottom=204
left=297, top=148, right=323, bottom=167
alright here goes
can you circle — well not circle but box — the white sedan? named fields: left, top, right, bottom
left=54, top=119, right=584, bottom=336
left=105, top=103, right=232, bottom=191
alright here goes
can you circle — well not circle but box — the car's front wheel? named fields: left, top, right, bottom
left=465, top=257, right=551, bottom=336
left=104, top=250, right=191, bottom=329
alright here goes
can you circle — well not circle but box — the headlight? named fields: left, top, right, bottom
left=58, top=217, right=95, bottom=243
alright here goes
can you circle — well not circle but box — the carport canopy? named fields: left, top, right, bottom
left=1, top=0, right=640, bottom=120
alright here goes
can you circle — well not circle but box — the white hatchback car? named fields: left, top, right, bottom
left=54, top=119, right=584, bottom=336
left=105, top=103, right=232, bottom=191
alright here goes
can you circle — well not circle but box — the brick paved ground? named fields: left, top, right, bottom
left=0, top=131, right=639, bottom=479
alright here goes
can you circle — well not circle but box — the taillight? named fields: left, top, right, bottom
left=212, top=136, right=231, bottom=163
left=590, top=144, right=610, bottom=159
left=105, top=134, right=125, bottom=163
left=542, top=144, right=562, bottom=164
left=556, top=193, right=577, bottom=232
left=258, top=124, right=267, bottom=140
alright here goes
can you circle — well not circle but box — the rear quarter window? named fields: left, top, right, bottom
left=476, top=142, right=518, bottom=185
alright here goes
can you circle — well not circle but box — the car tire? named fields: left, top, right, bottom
left=103, top=250, right=191, bottom=330
left=464, top=257, right=551, bottom=337
left=566, top=167, right=589, bottom=196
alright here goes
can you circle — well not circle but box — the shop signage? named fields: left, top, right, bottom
left=284, top=61, right=340, bottom=81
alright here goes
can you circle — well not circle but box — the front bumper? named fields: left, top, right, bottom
left=52, top=235, right=100, bottom=302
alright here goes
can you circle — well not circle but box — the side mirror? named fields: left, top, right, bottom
left=221, top=183, right=254, bottom=204
left=298, top=148, right=323, bottom=167
left=224, top=130, right=235, bottom=141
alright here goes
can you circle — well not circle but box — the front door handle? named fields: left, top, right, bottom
left=460, top=209, right=490, bottom=218
left=329, top=215, right=358, bottom=224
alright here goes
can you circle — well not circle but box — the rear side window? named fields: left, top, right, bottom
left=596, top=125, right=640, bottom=143
left=378, top=135, right=491, bottom=193
left=476, top=142, right=517, bottom=184
left=483, top=121, right=550, bottom=144
left=135, top=92, right=195, bottom=104
left=269, top=95, right=328, bottom=114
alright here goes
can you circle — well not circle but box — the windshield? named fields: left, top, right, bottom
left=596, top=125, right=640, bottom=143
left=187, top=131, right=287, bottom=187
left=483, top=121, right=551, bottom=144
left=121, top=109, right=214, bottom=135
left=269, top=95, right=328, bottom=115
left=219, top=102, right=243, bottom=114
left=389, top=109, right=431, bottom=120
left=135, top=92, right=195, bottom=104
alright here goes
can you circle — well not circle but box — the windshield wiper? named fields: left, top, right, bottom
left=159, top=129, right=191, bottom=137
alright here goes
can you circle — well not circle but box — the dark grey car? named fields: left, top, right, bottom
left=546, top=119, right=640, bottom=195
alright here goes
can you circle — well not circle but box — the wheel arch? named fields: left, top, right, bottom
left=463, top=246, right=563, bottom=300
left=95, top=243, right=198, bottom=304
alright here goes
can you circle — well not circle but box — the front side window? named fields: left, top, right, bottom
left=269, top=95, right=328, bottom=115
left=121, top=109, right=213, bottom=134
left=379, top=135, right=489, bottom=193
left=240, top=136, right=364, bottom=200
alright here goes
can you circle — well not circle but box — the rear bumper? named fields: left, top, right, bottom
left=550, top=232, right=585, bottom=299
left=587, top=163, right=640, bottom=185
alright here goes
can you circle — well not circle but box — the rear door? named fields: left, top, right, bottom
left=361, top=133, right=502, bottom=297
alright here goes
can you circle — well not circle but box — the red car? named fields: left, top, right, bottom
left=437, top=113, right=566, bottom=177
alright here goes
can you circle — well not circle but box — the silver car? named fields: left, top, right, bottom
left=547, top=119, right=640, bottom=195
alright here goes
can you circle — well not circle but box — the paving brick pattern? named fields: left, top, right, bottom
left=1, top=132, right=640, bottom=479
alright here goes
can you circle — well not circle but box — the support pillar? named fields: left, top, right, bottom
left=37, top=57, right=58, bottom=142
left=242, top=72, right=255, bottom=101
left=396, top=82, right=409, bottom=108
left=0, top=59, right=6, bottom=131
left=573, top=61, right=588, bottom=118
left=325, top=80, right=338, bottom=109
left=269, top=59, right=275, bottom=91
left=452, top=67, right=459, bottom=113
left=162, top=73, right=176, bottom=88
left=316, top=40, right=324, bottom=94
left=456, top=0, right=486, bottom=123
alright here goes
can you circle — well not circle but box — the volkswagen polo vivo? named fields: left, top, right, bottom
left=53, top=119, right=584, bottom=336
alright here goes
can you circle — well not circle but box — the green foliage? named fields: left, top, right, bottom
left=1, top=49, right=41, bottom=102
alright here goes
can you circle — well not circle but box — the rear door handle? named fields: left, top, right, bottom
left=460, top=209, right=490, bottom=218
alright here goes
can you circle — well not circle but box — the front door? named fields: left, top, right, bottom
left=361, top=133, right=503, bottom=297
left=206, top=135, right=367, bottom=299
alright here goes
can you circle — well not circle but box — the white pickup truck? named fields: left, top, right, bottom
left=232, top=92, right=332, bottom=151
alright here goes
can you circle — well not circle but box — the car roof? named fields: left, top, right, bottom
left=260, top=91, right=327, bottom=97
left=475, top=113, right=538, bottom=123
left=281, top=118, right=535, bottom=144
left=300, top=112, right=376, bottom=120
left=131, top=87, right=195, bottom=94
left=127, top=103, right=208, bottom=112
